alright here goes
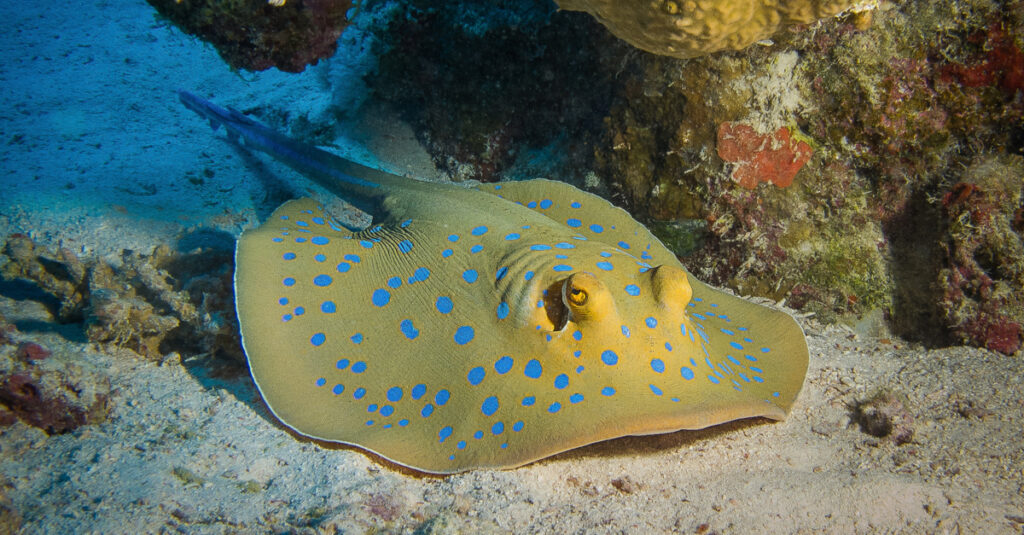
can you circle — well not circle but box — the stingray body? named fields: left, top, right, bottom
left=179, top=91, right=809, bottom=474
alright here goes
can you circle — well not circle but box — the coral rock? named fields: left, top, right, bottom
left=146, top=0, right=353, bottom=72
left=15, top=342, right=50, bottom=362
left=556, top=0, right=866, bottom=58
left=717, top=122, right=812, bottom=189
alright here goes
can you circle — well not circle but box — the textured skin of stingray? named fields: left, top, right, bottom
left=556, top=0, right=866, bottom=58
left=180, top=92, right=809, bottom=474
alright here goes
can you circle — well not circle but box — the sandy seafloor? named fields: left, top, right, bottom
left=1, top=1, right=1022, bottom=533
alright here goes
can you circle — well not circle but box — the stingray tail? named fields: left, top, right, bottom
left=178, top=90, right=400, bottom=212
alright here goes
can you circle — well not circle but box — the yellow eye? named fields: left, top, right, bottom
left=568, top=287, right=588, bottom=306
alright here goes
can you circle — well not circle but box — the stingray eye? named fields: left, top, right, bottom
left=568, top=286, right=588, bottom=307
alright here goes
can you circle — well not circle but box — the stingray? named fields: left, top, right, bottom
left=179, top=91, right=809, bottom=474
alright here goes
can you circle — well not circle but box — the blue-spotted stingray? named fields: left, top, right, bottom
left=179, top=91, right=809, bottom=474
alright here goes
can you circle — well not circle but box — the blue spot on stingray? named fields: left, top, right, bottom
left=336, top=262, right=351, bottom=273
left=278, top=297, right=288, bottom=305
left=665, top=342, right=673, bottom=351
left=530, top=244, right=552, bottom=251
left=641, top=251, right=652, bottom=260
left=646, top=317, right=658, bottom=328
left=625, top=284, right=640, bottom=296
left=435, top=389, right=450, bottom=406
left=601, top=350, right=619, bottom=366
left=679, top=367, right=693, bottom=380
left=344, top=254, right=361, bottom=263
left=454, top=326, right=475, bottom=345
left=294, top=307, right=305, bottom=316
left=524, top=271, right=535, bottom=281
left=651, top=359, right=665, bottom=373
left=566, top=218, right=582, bottom=228
left=387, top=276, right=402, bottom=289
left=351, top=361, right=367, bottom=373
left=601, top=386, right=616, bottom=396
left=295, top=221, right=308, bottom=227
left=540, top=199, right=553, bottom=209
left=522, top=396, right=535, bottom=406
left=380, top=406, right=394, bottom=417
left=761, top=347, right=771, bottom=353
left=573, top=350, right=581, bottom=358
left=749, top=366, right=764, bottom=374
left=505, top=233, right=520, bottom=241
left=272, top=237, right=283, bottom=243
left=707, top=374, right=721, bottom=384
left=745, top=354, right=758, bottom=362
left=571, top=201, right=582, bottom=208
left=621, top=325, right=631, bottom=337
left=573, top=330, right=582, bottom=341
left=589, top=224, right=604, bottom=233
left=553, top=264, right=573, bottom=272
left=524, top=359, right=543, bottom=378
left=310, top=333, right=325, bottom=346
left=471, top=245, right=483, bottom=254
left=554, top=374, right=569, bottom=389
left=354, top=387, right=366, bottom=399
left=439, top=426, right=453, bottom=443
left=548, top=402, right=562, bottom=413
left=442, top=249, right=454, bottom=258
left=495, top=266, right=509, bottom=283
left=596, top=261, right=613, bottom=271
left=474, top=430, right=483, bottom=439
left=448, top=234, right=459, bottom=242
left=481, top=396, right=499, bottom=416
left=472, top=225, right=489, bottom=236
left=570, top=393, right=584, bottom=404
left=556, top=254, right=568, bottom=259
left=467, top=366, right=485, bottom=385
left=527, top=201, right=537, bottom=208
left=650, top=384, right=663, bottom=396
left=401, top=218, right=412, bottom=228
left=399, top=419, right=409, bottom=426
left=495, top=356, right=513, bottom=374
left=359, top=240, right=373, bottom=249
left=283, top=277, right=295, bottom=287
left=411, top=267, right=431, bottom=283
left=351, top=333, right=363, bottom=344
left=618, top=241, right=631, bottom=249
left=312, top=217, right=325, bottom=225
left=294, top=237, right=306, bottom=244
left=281, top=314, right=293, bottom=322
left=492, top=422, right=504, bottom=435
left=513, top=421, right=525, bottom=432
left=463, top=269, right=478, bottom=283
left=312, top=236, right=329, bottom=245
left=496, top=301, right=509, bottom=320
left=421, top=404, right=434, bottom=418
left=400, top=319, right=419, bottom=340
left=314, top=254, right=326, bottom=263
left=412, top=384, right=426, bottom=399
left=386, top=387, right=403, bottom=402
left=680, top=323, right=688, bottom=336
left=283, top=252, right=296, bottom=260
left=316, top=377, right=326, bottom=387
left=398, top=240, right=413, bottom=253
left=555, top=242, right=575, bottom=249
left=332, top=384, right=344, bottom=395
left=728, top=355, right=743, bottom=366
left=436, top=296, right=453, bottom=314
left=729, top=341, right=744, bottom=350
left=372, top=289, right=390, bottom=307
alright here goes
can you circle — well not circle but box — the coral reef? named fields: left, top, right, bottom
left=586, top=0, right=1024, bottom=350
left=555, top=0, right=870, bottom=58
left=0, top=234, right=241, bottom=361
left=146, top=0, right=353, bottom=72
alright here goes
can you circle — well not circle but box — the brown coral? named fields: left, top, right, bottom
left=147, top=0, right=353, bottom=72
left=556, top=0, right=868, bottom=58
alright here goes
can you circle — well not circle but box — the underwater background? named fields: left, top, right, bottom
left=0, top=0, right=1022, bottom=532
